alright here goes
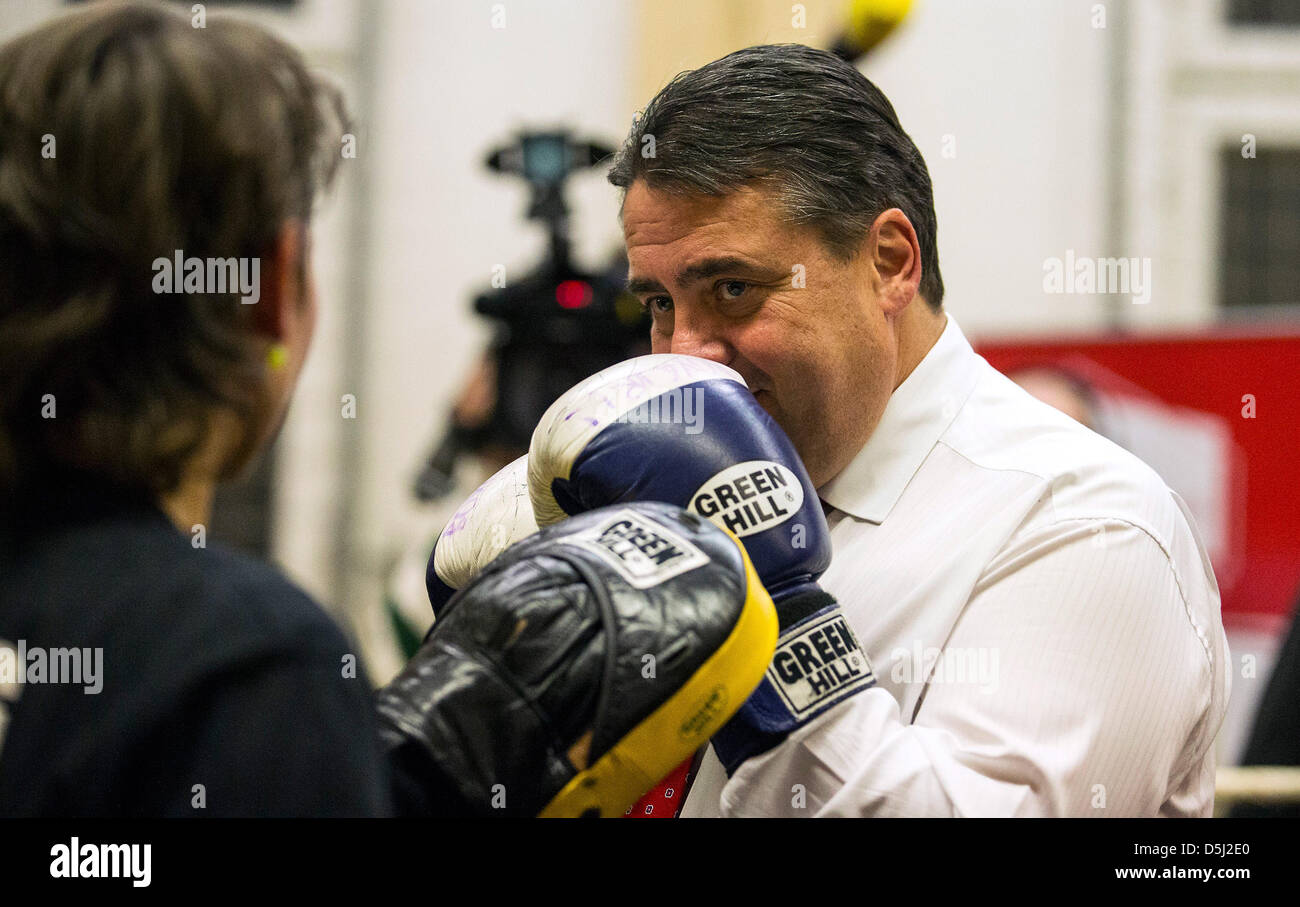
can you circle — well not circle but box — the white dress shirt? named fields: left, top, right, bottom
left=681, top=314, right=1231, bottom=817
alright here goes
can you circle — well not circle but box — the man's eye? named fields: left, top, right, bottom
left=645, top=296, right=673, bottom=314
left=719, top=280, right=749, bottom=300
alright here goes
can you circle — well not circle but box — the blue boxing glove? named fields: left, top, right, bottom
left=528, top=354, right=877, bottom=773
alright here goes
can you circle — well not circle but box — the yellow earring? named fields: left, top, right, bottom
left=267, top=343, right=289, bottom=370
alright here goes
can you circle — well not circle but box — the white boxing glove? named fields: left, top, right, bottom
left=424, top=455, right=538, bottom=618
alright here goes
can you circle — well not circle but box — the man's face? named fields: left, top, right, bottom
left=622, top=180, right=901, bottom=488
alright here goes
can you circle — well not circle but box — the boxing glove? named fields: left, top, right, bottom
left=528, top=354, right=877, bottom=773
left=424, top=455, right=537, bottom=619
left=528, top=354, right=827, bottom=600
left=377, top=501, right=779, bottom=816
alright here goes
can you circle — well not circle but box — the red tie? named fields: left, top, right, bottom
left=625, top=755, right=696, bottom=818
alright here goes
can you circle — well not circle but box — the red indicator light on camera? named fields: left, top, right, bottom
left=556, top=280, right=593, bottom=309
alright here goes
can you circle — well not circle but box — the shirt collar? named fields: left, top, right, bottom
left=817, top=313, right=980, bottom=524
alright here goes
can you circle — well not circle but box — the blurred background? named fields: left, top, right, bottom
left=3, top=0, right=1298, bottom=805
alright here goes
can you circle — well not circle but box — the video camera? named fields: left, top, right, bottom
left=413, top=130, right=649, bottom=502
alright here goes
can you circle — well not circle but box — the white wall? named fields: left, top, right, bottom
left=861, top=0, right=1113, bottom=336
left=336, top=0, right=636, bottom=678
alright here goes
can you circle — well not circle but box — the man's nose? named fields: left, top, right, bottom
left=669, top=312, right=733, bottom=366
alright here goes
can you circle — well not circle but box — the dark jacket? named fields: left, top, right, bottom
left=0, top=472, right=392, bottom=816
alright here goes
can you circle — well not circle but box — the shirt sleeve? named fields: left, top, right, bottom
left=716, top=517, right=1219, bottom=817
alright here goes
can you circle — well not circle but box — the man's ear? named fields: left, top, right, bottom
left=248, top=219, right=305, bottom=342
left=866, top=208, right=922, bottom=316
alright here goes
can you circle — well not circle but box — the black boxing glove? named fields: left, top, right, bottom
left=375, top=501, right=778, bottom=817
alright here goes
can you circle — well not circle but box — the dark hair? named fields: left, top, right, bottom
left=609, top=43, right=943, bottom=310
left=0, top=2, right=348, bottom=499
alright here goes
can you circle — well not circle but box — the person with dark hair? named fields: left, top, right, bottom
left=0, top=2, right=366, bottom=816
left=0, top=2, right=774, bottom=818
left=607, top=44, right=1231, bottom=817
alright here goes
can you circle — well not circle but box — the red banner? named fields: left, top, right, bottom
left=975, top=328, right=1300, bottom=633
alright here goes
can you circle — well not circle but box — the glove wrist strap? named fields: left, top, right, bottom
left=712, top=591, right=875, bottom=775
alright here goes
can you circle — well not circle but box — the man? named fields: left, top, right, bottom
left=607, top=44, right=1231, bottom=816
